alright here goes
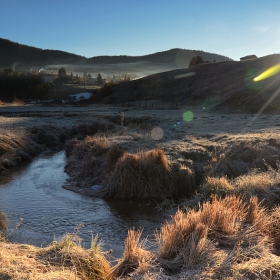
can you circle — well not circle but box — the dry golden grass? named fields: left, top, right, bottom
left=156, top=195, right=273, bottom=273
left=0, top=234, right=111, bottom=280
left=111, top=229, right=154, bottom=278
left=65, top=135, right=111, bottom=185
left=65, top=135, right=197, bottom=198
left=207, top=135, right=280, bottom=179
left=201, top=167, right=280, bottom=204
left=104, top=149, right=173, bottom=198
left=0, top=129, right=42, bottom=171
left=119, top=195, right=280, bottom=279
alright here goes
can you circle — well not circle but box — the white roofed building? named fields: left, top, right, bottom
left=68, top=92, right=92, bottom=102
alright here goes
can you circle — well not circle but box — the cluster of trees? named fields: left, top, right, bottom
left=189, top=55, right=204, bottom=67
left=0, top=69, right=50, bottom=100
left=188, top=55, right=217, bottom=67
left=58, top=67, right=104, bottom=85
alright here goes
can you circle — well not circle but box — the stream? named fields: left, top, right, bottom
left=0, top=151, right=164, bottom=257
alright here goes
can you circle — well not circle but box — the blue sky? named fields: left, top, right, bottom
left=0, top=0, right=279, bottom=60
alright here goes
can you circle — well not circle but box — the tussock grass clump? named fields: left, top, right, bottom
left=208, top=140, right=280, bottom=178
left=39, top=234, right=111, bottom=280
left=124, top=195, right=280, bottom=278
left=268, top=206, right=280, bottom=250
left=105, top=144, right=125, bottom=172
left=111, top=229, right=154, bottom=278
left=65, top=136, right=111, bottom=184
left=156, top=195, right=271, bottom=272
left=69, top=135, right=110, bottom=158
left=202, top=168, right=280, bottom=204
left=65, top=135, right=196, bottom=198
left=0, top=129, right=42, bottom=171
left=31, top=125, right=69, bottom=147
left=174, top=164, right=196, bottom=195
left=0, top=234, right=111, bottom=280
left=104, top=149, right=173, bottom=198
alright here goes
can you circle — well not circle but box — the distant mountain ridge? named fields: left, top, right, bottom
left=0, top=38, right=233, bottom=69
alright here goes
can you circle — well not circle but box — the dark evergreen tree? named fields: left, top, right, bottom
left=97, top=73, right=103, bottom=85
left=189, top=55, right=204, bottom=67
left=58, top=67, right=66, bottom=77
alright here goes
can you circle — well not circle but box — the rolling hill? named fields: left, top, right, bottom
left=0, top=38, right=232, bottom=76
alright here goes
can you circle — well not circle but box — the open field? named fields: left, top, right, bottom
left=1, top=102, right=280, bottom=278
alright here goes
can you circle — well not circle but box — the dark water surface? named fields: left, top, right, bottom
left=0, top=152, right=164, bottom=257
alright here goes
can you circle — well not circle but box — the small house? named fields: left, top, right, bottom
left=240, top=55, right=258, bottom=61
left=41, top=75, right=56, bottom=83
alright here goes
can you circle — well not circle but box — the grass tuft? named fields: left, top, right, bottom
left=39, top=233, right=111, bottom=280
left=111, top=229, right=154, bottom=278
left=104, top=149, right=172, bottom=198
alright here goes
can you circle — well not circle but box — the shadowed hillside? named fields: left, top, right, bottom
left=98, top=54, right=280, bottom=113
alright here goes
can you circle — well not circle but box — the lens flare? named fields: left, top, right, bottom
left=253, top=64, right=280, bottom=82
left=174, top=72, right=195, bottom=79
left=245, top=69, right=262, bottom=90
left=183, top=111, right=194, bottom=122
left=151, top=127, right=164, bottom=140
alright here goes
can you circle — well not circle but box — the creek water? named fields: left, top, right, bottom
left=0, top=151, right=164, bottom=257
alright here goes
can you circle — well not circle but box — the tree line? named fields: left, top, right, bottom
left=0, top=69, right=50, bottom=101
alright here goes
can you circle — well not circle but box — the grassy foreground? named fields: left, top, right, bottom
left=2, top=194, right=280, bottom=279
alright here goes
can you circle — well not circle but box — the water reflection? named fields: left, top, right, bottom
left=0, top=151, right=163, bottom=257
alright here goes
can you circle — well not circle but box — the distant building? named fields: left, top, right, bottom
left=68, top=92, right=92, bottom=102
left=240, top=55, right=258, bottom=61
left=41, top=75, right=56, bottom=83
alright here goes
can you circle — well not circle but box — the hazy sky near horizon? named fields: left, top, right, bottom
left=1, top=0, right=279, bottom=61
